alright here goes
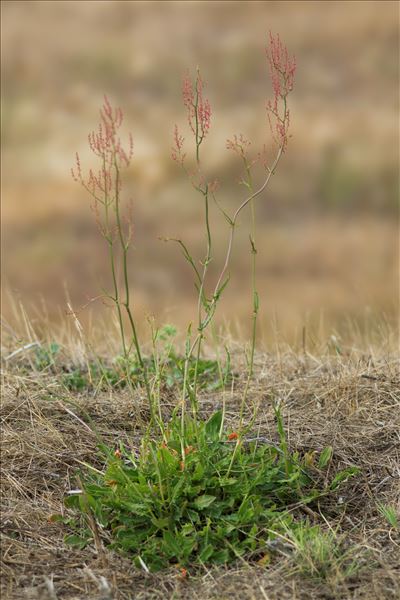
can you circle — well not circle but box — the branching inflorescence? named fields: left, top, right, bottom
left=72, top=97, right=133, bottom=208
left=171, top=32, right=296, bottom=425
left=71, top=33, right=296, bottom=431
left=266, top=31, right=296, bottom=151
left=71, top=96, right=153, bottom=413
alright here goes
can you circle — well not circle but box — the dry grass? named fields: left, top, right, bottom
left=1, top=339, right=399, bottom=599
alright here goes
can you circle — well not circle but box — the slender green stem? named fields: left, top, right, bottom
left=192, top=188, right=212, bottom=410
left=178, top=147, right=284, bottom=423
left=240, top=161, right=258, bottom=421
left=113, top=155, right=153, bottom=416
left=248, top=168, right=257, bottom=380
left=180, top=326, right=192, bottom=447
left=238, top=147, right=284, bottom=427
left=102, top=157, right=127, bottom=358
left=182, top=75, right=210, bottom=418
left=213, top=147, right=283, bottom=302
left=226, top=439, right=241, bottom=478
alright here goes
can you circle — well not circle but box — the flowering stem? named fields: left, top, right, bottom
left=102, top=158, right=127, bottom=359
left=72, top=97, right=155, bottom=418
left=194, top=78, right=200, bottom=164
left=247, top=164, right=257, bottom=380
left=238, top=146, right=283, bottom=426
left=172, top=34, right=295, bottom=428
left=240, top=160, right=258, bottom=417
left=192, top=185, right=212, bottom=412
left=180, top=70, right=213, bottom=417
left=112, top=155, right=153, bottom=417
left=179, top=146, right=283, bottom=416
left=215, top=146, right=283, bottom=301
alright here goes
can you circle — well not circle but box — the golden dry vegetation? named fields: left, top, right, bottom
left=1, top=340, right=399, bottom=599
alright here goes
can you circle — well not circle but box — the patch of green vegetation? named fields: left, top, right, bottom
left=62, top=409, right=359, bottom=572
left=377, top=503, right=399, bottom=530
left=283, top=522, right=361, bottom=582
left=32, top=339, right=231, bottom=393
left=33, top=342, right=60, bottom=371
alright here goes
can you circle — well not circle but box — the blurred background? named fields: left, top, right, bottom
left=2, top=0, right=399, bottom=349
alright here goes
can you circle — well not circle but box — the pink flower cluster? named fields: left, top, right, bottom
left=226, top=134, right=269, bottom=175
left=182, top=69, right=211, bottom=140
left=72, top=96, right=133, bottom=198
left=171, top=124, right=186, bottom=165
left=266, top=32, right=296, bottom=150
left=226, top=133, right=251, bottom=159
left=172, top=69, right=212, bottom=163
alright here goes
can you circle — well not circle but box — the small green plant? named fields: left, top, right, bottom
left=32, top=344, right=130, bottom=391
left=281, top=522, right=361, bottom=582
left=377, top=503, right=399, bottom=530
left=33, top=342, right=60, bottom=371
left=64, top=409, right=353, bottom=571
left=62, top=353, right=230, bottom=393
left=31, top=333, right=231, bottom=393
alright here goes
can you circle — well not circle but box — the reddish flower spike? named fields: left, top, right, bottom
left=182, top=69, right=212, bottom=141
left=266, top=32, right=296, bottom=151
left=171, top=124, right=186, bottom=164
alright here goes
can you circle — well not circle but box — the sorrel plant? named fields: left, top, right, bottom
left=71, top=96, right=153, bottom=416
left=64, top=34, right=358, bottom=572
left=171, top=32, right=296, bottom=424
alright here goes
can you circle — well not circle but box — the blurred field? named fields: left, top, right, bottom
left=1, top=0, right=399, bottom=346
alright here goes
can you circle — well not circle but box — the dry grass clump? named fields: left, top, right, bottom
left=1, top=344, right=399, bottom=600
